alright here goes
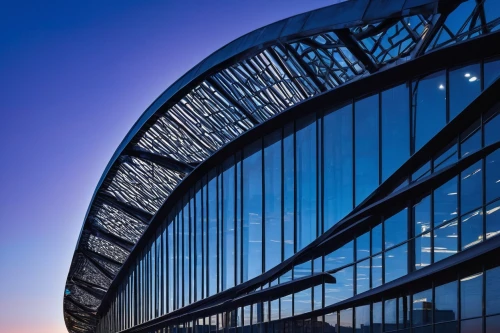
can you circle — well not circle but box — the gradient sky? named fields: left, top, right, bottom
left=0, top=1, right=338, bottom=332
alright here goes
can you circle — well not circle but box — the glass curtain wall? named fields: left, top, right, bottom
left=96, top=57, right=500, bottom=333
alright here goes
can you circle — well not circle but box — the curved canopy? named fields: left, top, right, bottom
left=63, top=0, right=500, bottom=331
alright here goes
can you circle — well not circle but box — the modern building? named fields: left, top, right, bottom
left=63, top=1, right=500, bottom=332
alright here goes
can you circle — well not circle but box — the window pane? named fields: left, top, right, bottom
left=413, top=325, right=432, bottom=333
left=461, top=318, right=482, bottom=333
left=339, top=308, right=353, bottom=333
left=355, top=94, right=379, bottom=204
left=485, top=113, right=500, bottom=146
left=243, top=141, right=263, bottom=281
left=372, top=224, right=382, bottom=254
left=449, top=63, right=481, bottom=119
left=485, top=0, right=500, bottom=29
left=486, top=266, right=500, bottom=315
left=460, top=128, right=481, bottom=158
left=168, top=223, right=174, bottom=310
left=355, top=305, right=370, bottom=329
left=434, top=142, right=458, bottom=172
left=184, top=200, right=190, bottom=304
left=236, top=155, right=242, bottom=287
left=414, top=195, right=431, bottom=236
left=296, top=116, right=316, bottom=250
left=356, top=259, right=370, bottom=294
left=324, top=104, right=353, bottom=229
left=460, top=272, right=483, bottom=319
left=413, top=288, right=433, bottom=326
left=244, top=306, right=251, bottom=326
left=293, top=261, right=312, bottom=315
left=414, top=232, right=431, bottom=270
left=325, top=265, right=353, bottom=305
left=385, top=243, right=407, bottom=283
left=208, top=172, right=218, bottom=296
left=385, top=298, right=397, bottom=332
left=399, top=296, right=411, bottom=329
left=435, top=281, right=457, bottom=322
left=381, top=84, right=410, bottom=180
left=435, top=321, right=457, bottom=333
left=373, top=302, right=382, bottom=333
left=434, top=219, right=458, bottom=262
left=223, top=159, right=235, bottom=290
left=372, top=254, right=383, bottom=288
left=324, top=312, right=337, bottom=333
left=412, top=71, right=446, bottom=151
left=280, top=270, right=292, bottom=319
left=195, top=188, right=202, bottom=302
left=270, top=300, right=279, bottom=321
left=486, top=200, right=500, bottom=239
left=485, top=57, right=500, bottom=89
left=264, top=131, right=282, bottom=272
left=385, top=209, right=408, bottom=249
left=461, top=209, right=483, bottom=250
left=325, top=241, right=353, bottom=271
left=434, top=178, right=458, bottom=226
left=357, top=231, right=370, bottom=260
left=486, top=150, right=500, bottom=203
left=413, top=161, right=431, bottom=182
left=486, top=314, right=500, bottom=333
left=460, top=161, right=483, bottom=214
left=294, top=288, right=311, bottom=316
left=284, top=123, right=295, bottom=260
left=429, top=0, right=476, bottom=48
left=177, top=211, right=183, bottom=309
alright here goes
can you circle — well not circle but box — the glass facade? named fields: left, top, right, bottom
left=94, top=56, right=500, bottom=333
left=63, top=1, right=500, bottom=331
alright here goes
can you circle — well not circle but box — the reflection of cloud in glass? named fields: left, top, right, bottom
left=460, top=272, right=482, bottom=282
left=487, top=205, right=500, bottom=215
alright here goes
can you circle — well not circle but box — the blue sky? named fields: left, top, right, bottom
left=0, top=1, right=336, bottom=332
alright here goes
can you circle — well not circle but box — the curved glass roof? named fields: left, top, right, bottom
left=63, top=0, right=500, bottom=332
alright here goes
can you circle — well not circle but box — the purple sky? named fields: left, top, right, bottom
left=0, top=1, right=337, bottom=332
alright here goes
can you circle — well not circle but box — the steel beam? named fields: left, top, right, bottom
left=413, top=2, right=461, bottom=57
left=100, top=193, right=152, bottom=225
left=83, top=247, right=123, bottom=267
left=72, top=276, right=108, bottom=294
left=87, top=225, right=134, bottom=253
left=65, top=296, right=98, bottom=314
left=353, top=17, right=400, bottom=39
left=205, top=76, right=261, bottom=125
left=335, top=28, right=378, bottom=73
left=281, top=43, right=328, bottom=92
left=66, top=311, right=98, bottom=326
left=125, top=147, right=196, bottom=174
left=80, top=250, right=116, bottom=280
left=163, top=113, right=216, bottom=155
left=266, top=46, right=310, bottom=99
left=71, top=278, right=107, bottom=299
